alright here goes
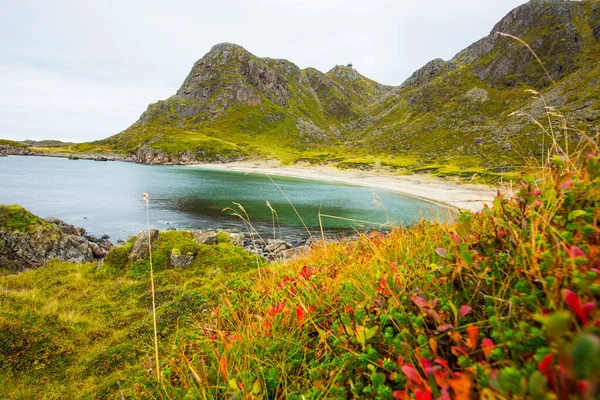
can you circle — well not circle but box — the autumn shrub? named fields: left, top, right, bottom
left=138, top=144, right=599, bottom=399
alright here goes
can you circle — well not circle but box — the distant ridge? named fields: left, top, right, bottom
left=92, top=0, right=599, bottom=178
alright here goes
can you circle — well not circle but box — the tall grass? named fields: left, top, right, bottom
left=142, top=193, right=161, bottom=381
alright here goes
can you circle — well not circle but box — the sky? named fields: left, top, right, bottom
left=0, top=0, right=526, bottom=142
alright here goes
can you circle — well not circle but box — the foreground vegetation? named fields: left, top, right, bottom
left=1, top=124, right=598, bottom=398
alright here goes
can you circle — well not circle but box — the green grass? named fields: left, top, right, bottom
left=0, top=205, right=48, bottom=233
left=0, top=139, right=27, bottom=149
left=0, top=231, right=264, bottom=398
left=1, top=124, right=599, bottom=398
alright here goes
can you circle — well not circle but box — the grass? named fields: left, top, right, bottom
left=0, top=204, right=49, bottom=233
left=0, top=230, right=263, bottom=398
left=1, top=114, right=598, bottom=398
left=0, top=139, right=27, bottom=149
left=142, top=131, right=600, bottom=399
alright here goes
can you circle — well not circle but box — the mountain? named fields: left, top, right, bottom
left=97, top=0, right=600, bottom=178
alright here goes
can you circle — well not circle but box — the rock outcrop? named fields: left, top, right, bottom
left=170, top=248, right=195, bottom=268
left=193, top=230, right=218, bottom=245
left=0, top=142, right=31, bottom=156
left=128, top=229, right=159, bottom=261
left=400, top=59, right=456, bottom=89
left=0, top=206, right=113, bottom=273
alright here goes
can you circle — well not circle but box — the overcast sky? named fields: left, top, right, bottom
left=0, top=0, right=526, bottom=142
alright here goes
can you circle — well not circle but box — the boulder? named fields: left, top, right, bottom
left=128, top=229, right=159, bottom=261
left=193, top=230, right=218, bottom=245
left=44, top=217, right=86, bottom=236
left=89, top=242, right=109, bottom=258
left=279, top=245, right=310, bottom=260
left=170, top=248, right=194, bottom=268
left=229, top=232, right=245, bottom=247
left=0, top=206, right=114, bottom=273
left=264, top=239, right=292, bottom=255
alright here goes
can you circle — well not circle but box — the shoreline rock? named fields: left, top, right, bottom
left=0, top=207, right=113, bottom=273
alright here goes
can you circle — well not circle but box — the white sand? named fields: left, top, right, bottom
left=188, top=161, right=498, bottom=212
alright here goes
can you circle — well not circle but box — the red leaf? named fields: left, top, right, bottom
left=450, top=233, right=461, bottom=245
left=268, top=301, right=285, bottom=317
left=419, top=358, right=435, bottom=375
left=401, top=364, right=422, bottom=383
left=435, top=358, right=451, bottom=372
left=563, top=289, right=590, bottom=325
left=459, top=305, right=472, bottom=317
left=437, top=324, right=454, bottom=333
left=568, top=246, right=586, bottom=259
left=577, top=380, right=592, bottom=399
left=295, top=306, right=305, bottom=324
left=299, top=266, right=313, bottom=280
left=393, top=391, right=409, bottom=400
left=538, top=354, right=553, bottom=376
left=467, top=324, right=479, bottom=348
left=411, top=296, right=428, bottom=308
left=451, top=345, right=468, bottom=356
left=415, top=389, right=433, bottom=400
left=560, top=179, right=573, bottom=190
left=481, top=338, right=494, bottom=359
left=497, top=230, right=507, bottom=237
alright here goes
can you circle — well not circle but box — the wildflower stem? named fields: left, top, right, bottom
left=143, top=193, right=160, bottom=381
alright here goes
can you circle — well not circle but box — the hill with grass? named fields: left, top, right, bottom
left=1, top=137, right=599, bottom=398
left=83, top=0, right=599, bottom=179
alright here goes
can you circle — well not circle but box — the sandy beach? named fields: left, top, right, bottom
left=188, top=161, right=499, bottom=212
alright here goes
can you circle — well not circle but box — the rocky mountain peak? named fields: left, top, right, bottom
left=204, top=42, right=250, bottom=59
left=400, top=58, right=456, bottom=89
left=327, top=65, right=362, bottom=81
left=491, top=0, right=574, bottom=36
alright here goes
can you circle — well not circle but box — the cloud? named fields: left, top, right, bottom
left=0, top=0, right=526, bottom=142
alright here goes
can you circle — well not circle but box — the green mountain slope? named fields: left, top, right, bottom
left=97, top=0, right=599, bottom=177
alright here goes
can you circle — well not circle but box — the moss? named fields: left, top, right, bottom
left=0, top=205, right=48, bottom=233
left=217, top=231, right=231, bottom=243
left=85, top=343, right=140, bottom=376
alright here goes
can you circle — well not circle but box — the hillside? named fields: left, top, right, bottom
left=84, top=0, right=600, bottom=179
left=1, top=138, right=599, bottom=398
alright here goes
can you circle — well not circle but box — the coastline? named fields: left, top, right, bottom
left=3, top=152, right=498, bottom=212
left=188, top=161, right=499, bottom=212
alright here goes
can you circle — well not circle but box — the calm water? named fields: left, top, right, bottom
left=0, top=156, right=448, bottom=241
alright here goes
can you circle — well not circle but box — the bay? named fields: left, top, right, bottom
left=0, top=155, right=448, bottom=241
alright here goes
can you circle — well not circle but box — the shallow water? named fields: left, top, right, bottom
left=0, top=155, right=448, bottom=241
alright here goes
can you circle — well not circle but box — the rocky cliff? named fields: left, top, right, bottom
left=96, top=0, right=599, bottom=176
left=0, top=205, right=112, bottom=273
left=0, top=140, right=31, bottom=156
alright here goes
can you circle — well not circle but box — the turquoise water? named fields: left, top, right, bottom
left=0, top=155, right=448, bottom=241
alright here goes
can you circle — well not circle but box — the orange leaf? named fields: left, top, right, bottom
left=448, top=372, right=473, bottom=400
left=296, top=305, right=305, bottom=324
left=218, top=354, right=228, bottom=380
left=482, top=338, right=494, bottom=359
left=429, top=338, right=438, bottom=356
left=466, top=324, right=479, bottom=349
